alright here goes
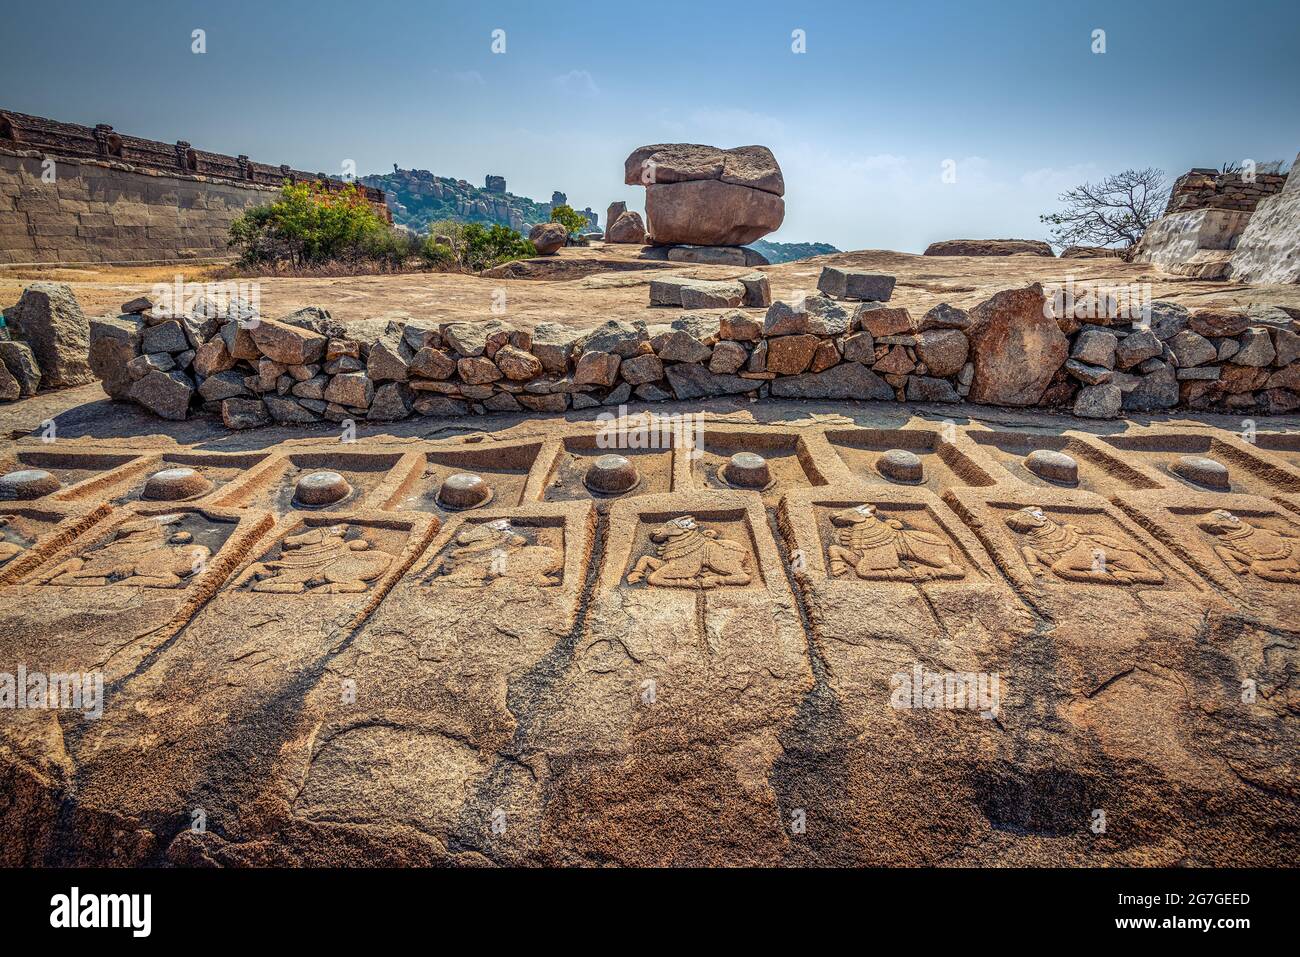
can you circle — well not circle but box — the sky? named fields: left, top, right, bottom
left=4, top=0, right=1297, bottom=252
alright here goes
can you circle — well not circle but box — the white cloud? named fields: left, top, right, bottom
left=553, top=70, right=600, bottom=97
left=451, top=70, right=485, bottom=87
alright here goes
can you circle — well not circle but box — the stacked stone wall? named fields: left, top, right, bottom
left=1165, top=168, right=1288, bottom=215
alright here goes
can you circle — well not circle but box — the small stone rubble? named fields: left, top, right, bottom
left=68, top=271, right=1300, bottom=428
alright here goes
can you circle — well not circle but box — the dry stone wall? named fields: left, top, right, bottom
left=1165, top=168, right=1289, bottom=215
left=74, top=266, right=1300, bottom=427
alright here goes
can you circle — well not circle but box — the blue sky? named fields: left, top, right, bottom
left=4, top=0, right=1297, bottom=251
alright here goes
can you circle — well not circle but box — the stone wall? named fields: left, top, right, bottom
left=79, top=267, right=1300, bottom=428
left=1165, top=168, right=1289, bottom=215
left=0, top=108, right=388, bottom=265
left=0, top=148, right=282, bottom=265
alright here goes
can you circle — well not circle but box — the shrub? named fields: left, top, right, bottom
left=228, top=181, right=390, bottom=267
left=459, top=223, right=536, bottom=270
left=419, top=235, right=456, bottom=268
left=360, top=228, right=424, bottom=270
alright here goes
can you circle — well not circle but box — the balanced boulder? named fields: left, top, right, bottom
left=624, top=143, right=785, bottom=246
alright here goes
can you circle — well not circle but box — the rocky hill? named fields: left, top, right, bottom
left=361, top=167, right=596, bottom=236
left=747, top=238, right=840, bottom=264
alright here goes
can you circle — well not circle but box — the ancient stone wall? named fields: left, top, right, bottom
left=0, top=148, right=281, bottom=265
left=0, top=109, right=388, bottom=266
left=1165, top=168, right=1288, bottom=215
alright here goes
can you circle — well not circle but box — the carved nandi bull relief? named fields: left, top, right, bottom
left=827, top=504, right=965, bottom=582
left=431, top=519, right=563, bottom=587
left=627, top=515, right=752, bottom=589
left=1005, top=506, right=1165, bottom=586
left=36, top=514, right=210, bottom=588
left=236, top=525, right=395, bottom=594
left=1198, top=509, right=1300, bottom=584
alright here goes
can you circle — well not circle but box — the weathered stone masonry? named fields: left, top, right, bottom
left=0, top=109, right=387, bottom=265
left=73, top=264, right=1300, bottom=428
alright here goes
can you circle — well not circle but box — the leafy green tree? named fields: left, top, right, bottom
left=548, top=203, right=589, bottom=237
left=228, top=181, right=390, bottom=267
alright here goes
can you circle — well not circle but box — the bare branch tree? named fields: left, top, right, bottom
left=1039, top=168, right=1168, bottom=250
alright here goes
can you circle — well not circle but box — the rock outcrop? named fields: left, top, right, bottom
left=1228, top=153, right=1300, bottom=284
left=605, top=210, right=647, bottom=244
left=1131, top=208, right=1251, bottom=279
left=624, top=144, right=785, bottom=247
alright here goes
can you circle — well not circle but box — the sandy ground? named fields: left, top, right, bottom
left=4, top=243, right=1299, bottom=333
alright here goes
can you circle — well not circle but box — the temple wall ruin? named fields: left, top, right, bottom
left=0, top=148, right=283, bottom=265
left=0, top=109, right=387, bottom=266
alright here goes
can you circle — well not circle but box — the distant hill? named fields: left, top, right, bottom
left=360, top=168, right=597, bottom=235
left=746, top=239, right=841, bottom=264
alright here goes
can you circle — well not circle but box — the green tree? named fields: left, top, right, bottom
left=228, top=181, right=390, bottom=267
left=549, top=203, right=589, bottom=237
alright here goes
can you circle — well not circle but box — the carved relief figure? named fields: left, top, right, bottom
left=627, top=515, right=751, bottom=589
left=0, top=515, right=23, bottom=566
left=38, top=514, right=210, bottom=588
left=431, top=519, right=562, bottom=587
left=827, top=504, right=965, bottom=581
left=1005, top=506, right=1165, bottom=586
left=1198, top=509, right=1300, bottom=584
left=237, top=525, right=394, bottom=594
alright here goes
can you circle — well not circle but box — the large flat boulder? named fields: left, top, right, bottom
left=5, top=282, right=96, bottom=388
left=771, top=361, right=894, bottom=400
left=624, top=144, right=785, bottom=196
left=965, top=283, right=1067, bottom=406
left=923, top=239, right=1055, bottom=257
left=665, top=245, right=769, bottom=266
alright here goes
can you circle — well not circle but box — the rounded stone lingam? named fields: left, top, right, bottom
left=437, top=472, right=493, bottom=510
left=141, top=467, right=214, bottom=502
left=584, top=454, right=640, bottom=495
left=0, top=469, right=61, bottom=501
left=1025, top=449, right=1078, bottom=485
left=721, top=452, right=773, bottom=490
left=878, top=449, right=923, bottom=483
left=1172, top=455, right=1230, bottom=490
left=294, top=470, right=353, bottom=508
